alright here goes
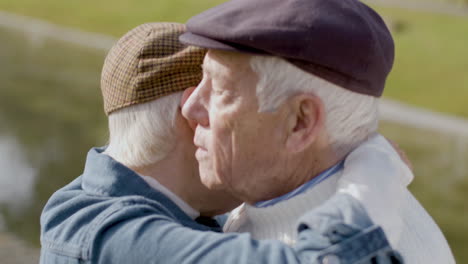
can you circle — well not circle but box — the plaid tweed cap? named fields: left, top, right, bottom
left=101, top=22, right=206, bottom=115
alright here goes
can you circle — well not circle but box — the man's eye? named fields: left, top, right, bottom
left=212, top=88, right=225, bottom=95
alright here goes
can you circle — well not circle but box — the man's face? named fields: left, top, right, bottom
left=173, top=106, right=241, bottom=215
left=182, top=51, right=290, bottom=203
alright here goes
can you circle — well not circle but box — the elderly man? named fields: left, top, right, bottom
left=180, top=0, right=455, bottom=263
left=40, top=22, right=401, bottom=264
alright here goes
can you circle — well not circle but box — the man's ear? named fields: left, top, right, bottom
left=181, top=87, right=196, bottom=108
left=285, top=94, right=325, bottom=153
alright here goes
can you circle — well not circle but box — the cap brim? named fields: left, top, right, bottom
left=179, top=32, right=268, bottom=55
left=179, top=32, right=239, bottom=51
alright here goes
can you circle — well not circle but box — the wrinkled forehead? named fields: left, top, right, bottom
left=203, top=50, right=254, bottom=77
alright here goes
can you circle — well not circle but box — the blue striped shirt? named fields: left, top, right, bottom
left=255, top=161, right=344, bottom=208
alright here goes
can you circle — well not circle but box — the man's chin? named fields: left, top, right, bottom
left=201, top=180, right=224, bottom=191
left=200, top=174, right=225, bottom=191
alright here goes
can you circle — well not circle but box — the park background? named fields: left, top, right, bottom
left=0, top=0, right=467, bottom=263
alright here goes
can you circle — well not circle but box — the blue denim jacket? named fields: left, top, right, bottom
left=40, top=148, right=401, bottom=264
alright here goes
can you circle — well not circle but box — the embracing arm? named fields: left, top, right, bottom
left=92, top=196, right=400, bottom=264
left=93, top=202, right=301, bottom=264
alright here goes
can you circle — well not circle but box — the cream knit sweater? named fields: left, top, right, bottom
left=224, top=135, right=455, bottom=264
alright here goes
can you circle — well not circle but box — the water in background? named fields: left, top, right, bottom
left=0, top=24, right=467, bottom=263
left=0, top=26, right=107, bottom=262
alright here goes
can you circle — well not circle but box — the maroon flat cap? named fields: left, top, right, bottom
left=180, top=0, right=395, bottom=97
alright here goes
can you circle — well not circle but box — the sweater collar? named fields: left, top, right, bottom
left=255, top=161, right=344, bottom=208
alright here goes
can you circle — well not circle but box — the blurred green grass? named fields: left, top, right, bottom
left=0, top=27, right=108, bottom=248
left=0, top=1, right=467, bottom=262
left=380, top=122, right=468, bottom=263
left=373, top=6, right=468, bottom=118
left=0, top=0, right=221, bottom=36
left=416, top=0, right=468, bottom=5
left=0, top=1, right=467, bottom=118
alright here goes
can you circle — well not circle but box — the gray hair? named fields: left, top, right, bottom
left=105, top=92, right=182, bottom=168
left=250, top=56, right=379, bottom=156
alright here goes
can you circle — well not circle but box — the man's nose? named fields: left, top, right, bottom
left=181, top=85, right=209, bottom=128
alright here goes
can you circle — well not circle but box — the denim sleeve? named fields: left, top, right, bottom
left=92, top=202, right=303, bottom=264
left=92, top=197, right=402, bottom=264
left=295, top=193, right=404, bottom=264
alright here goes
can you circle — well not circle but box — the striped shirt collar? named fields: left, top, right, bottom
left=255, top=161, right=344, bottom=208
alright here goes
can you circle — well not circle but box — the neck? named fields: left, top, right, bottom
left=132, top=146, right=241, bottom=217
left=248, top=144, right=340, bottom=205
left=297, top=134, right=345, bottom=188
left=132, top=145, right=199, bottom=210
left=304, top=149, right=341, bottom=183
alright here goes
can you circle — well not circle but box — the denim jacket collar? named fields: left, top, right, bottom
left=81, top=147, right=194, bottom=223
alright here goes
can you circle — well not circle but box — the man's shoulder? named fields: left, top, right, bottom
left=40, top=176, right=183, bottom=262
left=396, top=190, right=455, bottom=263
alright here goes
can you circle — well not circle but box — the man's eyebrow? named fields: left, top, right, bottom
left=200, top=63, right=209, bottom=74
left=201, top=62, right=217, bottom=78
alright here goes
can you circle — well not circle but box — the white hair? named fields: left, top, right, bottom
left=250, top=56, right=379, bottom=156
left=105, top=92, right=182, bottom=169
